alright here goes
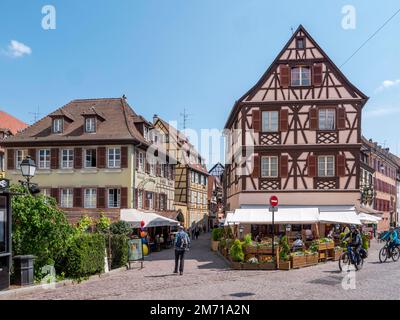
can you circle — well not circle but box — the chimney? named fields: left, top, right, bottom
left=153, top=114, right=158, bottom=123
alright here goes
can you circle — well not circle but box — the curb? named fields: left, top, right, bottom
left=0, top=266, right=128, bottom=300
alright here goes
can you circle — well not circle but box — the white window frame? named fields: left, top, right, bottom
left=149, top=163, right=155, bottom=176
left=84, top=188, right=97, bottom=209
left=143, top=126, right=149, bottom=141
left=85, top=117, right=96, bottom=133
left=15, top=150, right=27, bottom=169
left=107, top=148, right=121, bottom=168
left=108, top=188, right=121, bottom=208
left=38, top=149, right=51, bottom=169
left=138, top=152, right=145, bottom=172
left=147, top=192, right=153, bottom=209
left=261, top=156, right=279, bottom=178
left=318, top=109, right=336, bottom=131
left=291, top=66, right=311, bottom=86
left=53, top=118, right=64, bottom=133
left=85, top=149, right=97, bottom=168
left=61, top=149, right=74, bottom=169
left=262, top=111, right=279, bottom=132
left=318, top=156, right=335, bottom=177
left=60, top=188, right=73, bottom=208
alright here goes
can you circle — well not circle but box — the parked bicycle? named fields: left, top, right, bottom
left=379, top=240, right=400, bottom=263
left=338, top=245, right=366, bottom=272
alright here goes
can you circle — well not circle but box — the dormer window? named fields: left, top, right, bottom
left=143, top=125, right=149, bottom=141
left=296, top=37, right=305, bottom=49
left=85, top=117, right=96, bottom=133
left=53, top=118, right=64, bottom=133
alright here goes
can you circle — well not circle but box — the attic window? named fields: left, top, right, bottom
left=85, top=117, right=96, bottom=133
left=296, top=37, right=305, bottom=49
left=53, top=118, right=64, bottom=133
left=143, top=125, right=149, bottom=141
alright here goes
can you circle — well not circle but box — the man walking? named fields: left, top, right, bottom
left=174, top=225, right=190, bottom=275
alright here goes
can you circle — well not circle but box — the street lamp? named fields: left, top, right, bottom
left=20, top=156, right=36, bottom=184
left=239, top=225, right=244, bottom=239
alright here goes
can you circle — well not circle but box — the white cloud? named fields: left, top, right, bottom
left=375, top=79, right=400, bottom=93
left=364, top=106, right=400, bottom=118
left=3, top=40, right=32, bottom=58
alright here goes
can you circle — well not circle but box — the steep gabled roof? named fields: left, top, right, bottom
left=0, top=110, right=28, bottom=135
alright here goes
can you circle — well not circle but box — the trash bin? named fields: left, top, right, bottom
left=13, top=255, right=35, bottom=286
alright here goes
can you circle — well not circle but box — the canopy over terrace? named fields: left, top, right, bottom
left=120, top=209, right=179, bottom=228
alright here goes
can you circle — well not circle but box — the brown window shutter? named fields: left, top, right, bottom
left=97, top=187, right=106, bottom=208
left=74, top=148, right=82, bottom=169
left=121, top=146, right=128, bottom=168
left=337, top=108, right=346, bottom=130
left=280, top=65, right=290, bottom=88
left=121, top=187, right=128, bottom=209
left=279, top=109, right=289, bottom=132
left=337, top=154, right=346, bottom=177
left=154, top=193, right=159, bottom=210
left=73, top=188, right=82, bottom=208
left=51, top=148, right=59, bottom=169
left=97, top=147, right=106, bottom=168
left=308, top=155, right=316, bottom=177
left=309, top=108, right=318, bottom=130
left=251, top=154, right=260, bottom=178
left=51, top=188, right=60, bottom=205
left=7, top=149, right=15, bottom=170
left=252, top=109, right=261, bottom=132
left=28, top=149, right=36, bottom=163
left=280, top=155, right=289, bottom=178
left=313, top=63, right=323, bottom=86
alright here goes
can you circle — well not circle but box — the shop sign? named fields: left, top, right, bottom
left=128, top=239, right=143, bottom=261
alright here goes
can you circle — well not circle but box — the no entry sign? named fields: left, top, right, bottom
left=269, top=195, right=278, bottom=207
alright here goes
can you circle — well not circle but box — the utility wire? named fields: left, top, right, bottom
left=340, top=7, right=400, bottom=67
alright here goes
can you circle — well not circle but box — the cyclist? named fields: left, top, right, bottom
left=342, top=225, right=362, bottom=264
left=388, top=227, right=400, bottom=253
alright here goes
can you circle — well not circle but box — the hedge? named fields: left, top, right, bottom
left=63, top=233, right=105, bottom=279
left=108, top=234, right=129, bottom=269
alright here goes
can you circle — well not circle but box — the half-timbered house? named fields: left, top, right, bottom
left=224, top=25, right=369, bottom=232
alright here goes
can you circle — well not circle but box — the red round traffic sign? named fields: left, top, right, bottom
left=269, top=195, right=278, bottom=207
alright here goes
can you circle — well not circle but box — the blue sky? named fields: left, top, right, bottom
left=1, top=0, right=400, bottom=159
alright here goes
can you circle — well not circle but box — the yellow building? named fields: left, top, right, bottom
left=2, top=98, right=176, bottom=223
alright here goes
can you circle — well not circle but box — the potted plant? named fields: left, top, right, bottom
left=278, top=236, right=291, bottom=270
left=242, top=234, right=257, bottom=254
left=229, top=239, right=244, bottom=269
left=211, top=228, right=223, bottom=251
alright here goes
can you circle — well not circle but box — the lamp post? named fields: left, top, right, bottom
left=19, top=156, right=39, bottom=194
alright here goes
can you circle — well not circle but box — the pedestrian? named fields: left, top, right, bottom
left=195, top=227, right=200, bottom=240
left=174, top=225, right=190, bottom=275
left=203, top=224, right=206, bottom=233
left=191, top=227, right=195, bottom=240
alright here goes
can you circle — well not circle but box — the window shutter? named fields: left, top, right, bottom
left=308, top=155, right=316, bottom=177
left=337, top=154, right=346, bottom=177
left=313, top=63, right=323, bottom=86
left=337, top=108, right=346, bottom=130
left=51, top=188, right=60, bottom=205
left=280, top=65, right=290, bottom=88
left=135, top=150, right=139, bottom=170
left=154, top=193, right=159, bottom=210
left=7, top=149, right=15, bottom=170
left=97, top=147, right=106, bottom=168
left=251, top=154, right=260, bottom=179
left=28, top=149, right=36, bottom=163
left=51, top=148, right=59, bottom=169
left=97, top=188, right=106, bottom=208
left=121, top=187, right=128, bottom=209
left=145, top=161, right=150, bottom=174
left=280, top=155, right=289, bottom=178
left=309, top=108, right=318, bottom=130
left=73, top=188, right=82, bottom=208
left=74, top=148, right=82, bottom=169
left=252, top=109, right=260, bottom=132
left=279, top=109, right=289, bottom=132
left=121, top=146, right=128, bottom=168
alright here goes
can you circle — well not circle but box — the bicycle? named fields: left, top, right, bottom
left=379, top=240, right=400, bottom=263
left=338, top=245, right=364, bottom=272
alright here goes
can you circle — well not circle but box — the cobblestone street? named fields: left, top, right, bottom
left=9, top=233, right=400, bottom=300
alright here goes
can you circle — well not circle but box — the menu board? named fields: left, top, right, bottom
left=128, top=239, right=143, bottom=261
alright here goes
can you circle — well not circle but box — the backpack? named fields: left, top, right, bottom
left=176, top=232, right=188, bottom=249
left=359, top=248, right=368, bottom=259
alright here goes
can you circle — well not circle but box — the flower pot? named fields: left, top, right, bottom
left=278, top=260, right=291, bottom=270
left=211, top=240, right=219, bottom=252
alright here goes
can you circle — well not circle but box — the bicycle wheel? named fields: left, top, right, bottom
left=391, top=247, right=400, bottom=262
left=355, top=257, right=364, bottom=271
left=339, top=252, right=349, bottom=272
left=379, top=247, right=388, bottom=263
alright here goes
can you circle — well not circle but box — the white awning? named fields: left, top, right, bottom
left=358, top=213, right=382, bottom=224
left=224, top=212, right=238, bottom=226
left=319, top=211, right=362, bottom=225
left=120, top=209, right=179, bottom=228
left=225, top=207, right=320, bottom=225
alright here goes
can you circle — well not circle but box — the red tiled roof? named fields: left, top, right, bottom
left=0, top=111, right=28, bottom=135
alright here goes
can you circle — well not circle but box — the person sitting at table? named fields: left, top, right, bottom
left=305, top=228, right=313, bottom=241
left=292, top=234, right=305, bottom=252
left=255, top=232, right=263, bottom=243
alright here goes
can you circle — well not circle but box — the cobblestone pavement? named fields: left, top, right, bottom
left=11, top=234, right=400, bottom=300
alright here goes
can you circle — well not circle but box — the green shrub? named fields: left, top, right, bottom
left=77, top=215, right=94, bottom=233
left=279, top=236, right=290, bottom=261
left=96, top=213, right=111, bottom=233
left=63, top=233, right=105, bottom=279
left=212, top=228, right=224, bottom=241
left=229, top=239, right=244, bottom=262
left=107, top=234, right=129, bottom=269
left=110, top=221, right=131, bottom=236
left=243, top=234, right=252, bottom=246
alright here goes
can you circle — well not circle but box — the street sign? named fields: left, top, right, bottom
left=269, top=207, right=278, bottom=212
left=269, top=195, right=278, bottom=207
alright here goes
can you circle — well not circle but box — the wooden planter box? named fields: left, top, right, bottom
left=257, top=247, right=278, bottom=255
left=278, top=260, right=291, bottom=270
left=318, top=243, right=327, bottom=251
left=243, top=246, right=257, bottom=254
left=326, top=242, right=334, bottom=250
left=231, top=261, right=242, bottom=270
left=306, top=254, right=319, bottom=265
left=241, top=263, right=259, bottom=270
left=211, top=240, right=219, bottom=252
left=258, top=263, right=276, bottom=270
left=291, top=255, right=307, bottom=268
